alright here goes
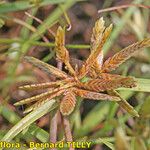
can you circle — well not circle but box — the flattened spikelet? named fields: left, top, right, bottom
left=24, top=56, right=68, bottom=79
left=90, top=17, right=105, bottom=52
left=55, top=27, right=69, bottom=62
left=14, top=83, right=71, bottom=106
left=100, top=73, right=132, bottom=80
left=23, top=98, right=49, bottom=113
left=55, top=27, right=75, bottom=76
left=80, top=77, right=136, bottom=92
left=60, top=91, right=76, bottom=116
left=102, top=39, right=150, bottom=73
left=23, top=90, right=64, bottom=113
left=19, top=79, right=72, bottom=91
left=74, top=88, right=120, bottom=101
left=15, top=18, right=150, bottom=118
left=90, top=17, right=105, bottom=70
left=78, top=23, right=112, bottom=78
left=19, top=82, right=57, bottom=91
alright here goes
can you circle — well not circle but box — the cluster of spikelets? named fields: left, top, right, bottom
left=14, top=17, right=150, bottom=117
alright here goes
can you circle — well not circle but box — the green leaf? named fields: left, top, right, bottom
left=74, top=102, right=109, bottom=138
left=95, top=138, right=114, bottom=150
left=139, top=96, right=150, bottom=118
left=87, top=137, right=115, bottom=150
left=0, top=0, right=65, bottom=13
left=0, top=18, right=4, bottom=28
left=134, top=137, right=147, bottom=150
left=1, top=99, right=56, bottom=143
left=118, top=78, right=150, bottom=92
left=115, top=127, right=130, bottom=150
left=0, top=105, right=49, bottom=142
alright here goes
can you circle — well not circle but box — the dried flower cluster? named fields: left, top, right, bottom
left=15, top=18, right=150, bottom=117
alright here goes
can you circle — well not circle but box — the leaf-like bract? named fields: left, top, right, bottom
left=55, top=26, right=75, bottom=76
left=102, top=39, right=150, bottom=73
left=78, top=22, right=112, bottom=78
left=74, top=88, right=120, bottom=101
left=23, top=90, right=64, bottom=113
left=19, top=78, right=73, bottom=91
left=14, top=83, right=75, bottom=106
left=24, top=56, right=68, bottom=79
left=90, top=17, right=105, bottom=70
left=60, top=90, right=76, bottom=116
left=80, top=77, right=136, bottom=92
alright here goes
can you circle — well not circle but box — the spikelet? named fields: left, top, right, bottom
left=23, top=97, right=53, bottom=114
left=19, top=82, right=58, bottom=91
left=100, top=73, right=131, bottom=80
left=80, top=77, right=136, bottom=92
left=70, top=57, right=99, bottom=78
left=23, top=90, right=64, bottom=113
left=90, top=17, right=105, bottom=52
left=74, top=88, right=120, bottom=101
left=55, top=27, right=75, bottom=76
left=107, top=90, right=139, bottom=117
left=14, top=88, right=55, bottom=106
left=55, top=26, right=69, bottom=62
left=24, top=56, right=68, bottom=79
left=14, top=83, right=72, bottom=106
left=19, top=78, right=72, bottom=91
left=90, top=17, right=105, bottom=70
left=87, top=22, right=112, bottom=68
left=78, top=22, right=113, bottom=78
left=60, top=90, right=76, bottom=116
left=102, top=39, right=150, bottom=73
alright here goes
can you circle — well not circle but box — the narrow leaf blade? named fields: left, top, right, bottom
left=1, top=99, right=57, bottom=142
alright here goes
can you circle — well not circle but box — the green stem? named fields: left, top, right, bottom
left=0, top=38, right=90, bottom=49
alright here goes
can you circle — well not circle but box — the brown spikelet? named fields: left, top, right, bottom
left=14, top=83, right=74, bottom=106
left=24, top=56, right=68, bottom=79
left=15, top=18, right=149, bottom=118
left=60, top=91, right=76, bottom=116
left=88, top=67, right=99, bottom=78
left=90, top=17, right=105, bottom=52
left=55, top=27, right=75, bottom=76
left=15, top=87, right=61, bottom=106
left=100, top=73, right=130, bottom=80
left=74, top=88, right=120, bottom=101
left=92, top=51, right=104, bottom=71
left=102, top=39, right=150, bottom=73
left=23, top=99, right=46, bottom=113
left=90, top=17, right=105, bottom=70
left=23, top=97, right=52, bottom=113
left=107, top=90, right=139, bottom=117
left=14, top=89, right=54, bottom=106
left=78, top=23, right=113, bottom=78
left=70, top=57, right=99, bottom=78
left=19, top=78, right=73, bottom=91
left=80, top=77, right=136, bottom=92
left=55, top=26, right=69, bottom=62
left=19, top=83, right=58, bottom=91
left=23, top=90, right=64, bottom=113
left=90, top=23, right=112, bottom=67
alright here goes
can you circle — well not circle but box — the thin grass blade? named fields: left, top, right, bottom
left=1, top=99, right=57, bottom=142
